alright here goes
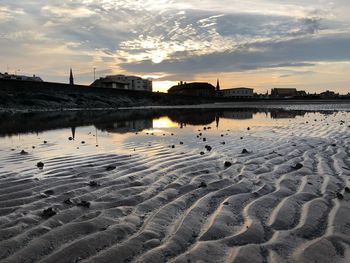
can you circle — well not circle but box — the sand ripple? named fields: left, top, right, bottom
left=1, top=116, right=350, bottom=263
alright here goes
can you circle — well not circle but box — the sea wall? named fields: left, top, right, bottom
left=0, top=79, right=218, bottom=110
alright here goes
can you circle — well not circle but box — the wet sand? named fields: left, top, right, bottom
left=0, top=111, right=350, bottom=263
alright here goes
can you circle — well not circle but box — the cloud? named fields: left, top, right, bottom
left=121, top=34, right=350, bottom=75
left=0, top=0, right=349, bottom=92
left=0, top=6, right=25, bottom=22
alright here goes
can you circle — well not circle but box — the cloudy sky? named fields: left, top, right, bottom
left=1, top=0, right=350, bottom=93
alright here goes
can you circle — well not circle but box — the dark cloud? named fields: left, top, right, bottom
left=121, top=34, right=350, bottom=76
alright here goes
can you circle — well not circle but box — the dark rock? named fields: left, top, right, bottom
left=63, top=198, right=73, bottom=205
left=223, top=202, right=229, bottom=205
left=20, top=150, right=28, bottom=155
left=336, top=192, right=344, bottom=200
left=77, top=201, right=91, bottom=208
left=345, top=187, right=350, bottom=193
left=203, top=138, right=206, bottom=142
left=292, top=163, right=303, bottom=170
left=171, top=145, right=175, bottom=149
left=224, top=161, right=232, bottom=168
left=40, top=193, right=48, bottom=198
left=81, top=141, right=85, bottom=144
left=32, top=146, right=35, bottom=149
left=41, top=208, right=56, bottom=218
left=200, top=152, right=205, bottom=155
left=37, top=162, right=44, bottom=169
left=43, top=141, right=48, bottom=144
left=68, top=137, right=73, bottom=141
left=240, top=137, right=243, bottom=140
left=44, top=190, right=54, bottom=195
left=89, top=181, right=100, bottom=187
left=106, top=165, right=116, bottom=171
left=331, top=144, right=336, bottom=147
left=221, top=134, right=224, bottom=137
left=221, top=142, right=226, bottom=145
left=199, top=182, right=207, bottom=188
left=205, top=145, right=212, bottom=151
left=241, top=149, right=249, bottom=154
left=179, top=142, right=184, bottom=145
left=247, top=127, right=250, bottom=131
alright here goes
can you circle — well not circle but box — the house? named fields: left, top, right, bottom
left=219, top=87, right=254, bottom=98
left=271, top=88, right=297, bottom=98
left=91, top=75, right=152, bottom=92
left=320, top=90, right=338, bottom=98
left=0, top=72, right=43, bottom=82
left=168, top=82, right=216, bottom=97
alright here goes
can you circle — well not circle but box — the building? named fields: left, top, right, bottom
left=168, top=82, right=216, bottom=97
left=271, top=88, right=297, bottom=98
left=320, top=90, right=338, bottom=98
left=90, top=75, right=152, bottom=92
left=220, top=87, right=254, bottom=98
left=0, top=72, right=43, bottom=82
left=69, top=68, right=74, bottom=85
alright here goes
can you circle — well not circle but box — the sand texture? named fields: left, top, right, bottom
left=0, top=111, right=350, bottom=263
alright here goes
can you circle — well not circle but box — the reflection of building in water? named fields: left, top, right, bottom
left=71, top=127, right=76, bottom=139
left=221, top=110, right=254, bottom=120
left=168, top=110, right=216, bottom=125
left=270, top=110, right=306, bottom=119
left=98, top=119, right=153, bottom=133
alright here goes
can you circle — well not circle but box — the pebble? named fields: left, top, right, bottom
left=89, top=181, right=100, bottom=187
left=41, top=208, right=57, bottom=218
left=77, top=201, right=91, bottom=208
left=242, top=149, right=249, bottom=154
left=205, top=145, right=212, bottom=151
left=199, top=182, right=207, bottom=188
left=37, top=162, right=44, bottom=169
left=292, top=163, right=303, bottom=170
left=224, top=161, right=232, bottom=168
left=336, top=192, right=344, bottom=200
left=106, top=165, right=116, bottom=171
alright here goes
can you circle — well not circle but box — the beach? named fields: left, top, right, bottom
left=0, top=108, right=349, bottom=263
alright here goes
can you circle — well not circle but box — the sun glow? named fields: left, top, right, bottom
left=153, top=117, right=178, bottom=128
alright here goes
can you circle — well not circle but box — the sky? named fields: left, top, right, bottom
left=0, top=0, right=350, bottom=93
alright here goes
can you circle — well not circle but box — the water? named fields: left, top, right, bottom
left=1, top=107, right=350, bottom=262
left=0, top=108, right=346, bottom=164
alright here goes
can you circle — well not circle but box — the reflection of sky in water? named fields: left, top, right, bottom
left=0, top=109, right=345, bottom=176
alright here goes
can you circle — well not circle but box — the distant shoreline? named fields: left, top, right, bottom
left=1, top=79, right=350, bottom=112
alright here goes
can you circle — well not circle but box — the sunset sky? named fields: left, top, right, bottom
left=1, top=0, right=350, bottom=93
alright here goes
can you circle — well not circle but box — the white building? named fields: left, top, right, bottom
left=220, top=87, right=254, bottom=98
left=0, top=72, right=43, bottom=82
left=91, top=75, right=152, bottom=92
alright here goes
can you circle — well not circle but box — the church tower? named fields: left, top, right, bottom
left=69, top=68, right=74, bottom=85
left=216, top=79, right=220, bottom=91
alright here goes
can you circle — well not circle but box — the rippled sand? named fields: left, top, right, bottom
left=0, top=112, right=350, bottom=263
